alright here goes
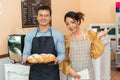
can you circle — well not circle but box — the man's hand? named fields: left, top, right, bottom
left=54, top=58, right=58, bottom=64
left=23, top=59, right=27, bottom=64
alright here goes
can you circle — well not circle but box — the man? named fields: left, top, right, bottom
left=23, top=5, right=65, bottom=80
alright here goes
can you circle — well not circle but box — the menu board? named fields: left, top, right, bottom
left=21, top=0, right=51, bottom=28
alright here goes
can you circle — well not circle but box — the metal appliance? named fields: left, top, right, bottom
left=8, top=34, right=25, bottom=63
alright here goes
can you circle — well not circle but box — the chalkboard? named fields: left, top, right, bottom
left=21, top=0, right=51, bottom=28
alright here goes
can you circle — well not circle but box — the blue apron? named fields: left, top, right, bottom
left=29, top=28, right=60, bottom=80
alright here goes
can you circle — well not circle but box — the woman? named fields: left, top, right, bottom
left=60, top=11, right=110, bottom=80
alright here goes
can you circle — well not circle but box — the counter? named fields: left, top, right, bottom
left=4, top=63, right=66, bottom=80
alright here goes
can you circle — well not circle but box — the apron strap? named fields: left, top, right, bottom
left=49, top=27, right=52, bottom=36
left=35, top=29, right=39, bottom=37
left=81, top=30, right=86, bottom=39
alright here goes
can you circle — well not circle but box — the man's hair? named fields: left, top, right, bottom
left=37, top=5, right=52, bottom=16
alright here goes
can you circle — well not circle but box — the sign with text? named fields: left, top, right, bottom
left=21, top=0, right=51, bottom=28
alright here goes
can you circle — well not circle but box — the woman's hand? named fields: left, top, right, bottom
left=97, top=28, right=111, bottom=39
left=69, top=68, right=80, bottom=79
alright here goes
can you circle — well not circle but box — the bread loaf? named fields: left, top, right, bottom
left=27, top=54, right=38, bottom=63
left=47, top=54, right=56, bottom=62
left=40, top=54, right=49, bottom=63
left=27, top=54, right=44, bottom=63
left=27, top=53, right=56, bottom=63
left=40, top=53, right=56, bottom=63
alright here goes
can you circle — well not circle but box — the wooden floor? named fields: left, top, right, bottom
left=111, top=62, right=120, bottom=80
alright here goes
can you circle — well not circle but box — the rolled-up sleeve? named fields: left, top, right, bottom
left=55, top=33, right=65, bottom=63
left=60, top=35, right=71, bottom=74
left=22, top=32, right=34, bottom=61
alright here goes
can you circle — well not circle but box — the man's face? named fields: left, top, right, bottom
left=37, top=10, right=51, bottom=27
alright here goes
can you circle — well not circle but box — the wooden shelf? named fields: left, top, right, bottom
left=0, top=54, right=8, bottom=58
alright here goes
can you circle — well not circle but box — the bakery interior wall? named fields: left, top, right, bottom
left=0, top=0, right=119, bottom=55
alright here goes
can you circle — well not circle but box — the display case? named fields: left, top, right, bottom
left=115, top=2, right=120, bottom=68
left=116, top=2, right=120, bottom=49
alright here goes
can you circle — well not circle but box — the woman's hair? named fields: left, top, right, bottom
left=64, top=11, right=84, bottom=23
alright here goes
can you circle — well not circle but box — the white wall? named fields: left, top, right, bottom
left=0, top=57, right=10, bottom=80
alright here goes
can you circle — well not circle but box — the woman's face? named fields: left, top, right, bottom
left=65, top=17, right=80, bottom=33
